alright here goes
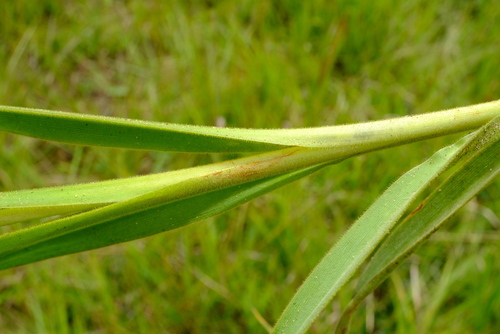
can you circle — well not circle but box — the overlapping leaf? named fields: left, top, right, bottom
left=0, top=103, right=499, bottom=325
left=0, top=163, right=330, bottom=270
left=335, top=117, right=500, bottom=333
left=3, top=101, right=499, bottom=226
left=272, top=117, right=500, bottom=334
left=2, top=101, right=499, bottom=152
left=1, top=146, right=351, bottom=225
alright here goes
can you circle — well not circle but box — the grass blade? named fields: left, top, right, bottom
left=271, top=119, right=499, bottom=334
left=6, top=107, right=478, bottom=226
left=0, top=163, right=328, bottom=270
left=1, top=100, right=499, bottom=152
left=1, top=145, right=351, bottom=225
left=336, top=117, right=500, bottom=333
left=0, top=105, right=284, bottom=153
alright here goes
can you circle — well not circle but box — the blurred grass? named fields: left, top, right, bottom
left=1, top=0, right=499, bottom=333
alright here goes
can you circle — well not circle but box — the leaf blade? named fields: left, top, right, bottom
left=336, top=117, right=500, bottom=333
left=0, top=105, right=285, bottom=153
left=271, top=122, right=495, bottom=334
left=2, top=100, right=499, bottom=152
left=1, top=146, right=343, bottom=224
left=0, top=163, right=328, bottom=270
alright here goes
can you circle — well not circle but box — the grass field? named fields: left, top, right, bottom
left=1, top=1, right=500, bottom=333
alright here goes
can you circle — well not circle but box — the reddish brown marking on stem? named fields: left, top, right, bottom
left=229, top=149, right=301, bottom=180
left=410, top=202, right=424, bottom=216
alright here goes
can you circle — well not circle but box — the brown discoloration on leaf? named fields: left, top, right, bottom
left=201, top=149, right=302, bottom=189
left=229, top=149, right=300, bottom=180
left=409, top=202, right=424, bottom=216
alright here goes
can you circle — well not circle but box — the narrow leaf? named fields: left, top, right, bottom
left=1, top=100, right=499, bottom=152
left=271, top=122, right=494, bottom=334
left=1, top=146, right=349, bottom=224
left=4, top=113, right=463, bottom=226
left=336, top=117, right=500, bottom=333
left=0, top=163, right=328, bottom=270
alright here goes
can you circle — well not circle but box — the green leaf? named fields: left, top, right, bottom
left=1, top=100, right=499, bottom=152
left=0, top=163, right=328, bottom=270
left=4, top=100, right=500, bottom=225
left=271, top=118, right=500, bottom=334
left=7, top=108, right=477, bottom=226
left=0, top=155, right=294, bottom=225
left=0, top=105, right=284, bottom=153
left=335, top=117, right=500, bottom=333
left=1, top=145, right=350, bottom=225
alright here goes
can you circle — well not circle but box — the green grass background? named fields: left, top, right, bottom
left=1, top=1, right=499, bottom=333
